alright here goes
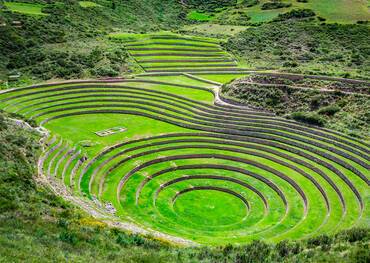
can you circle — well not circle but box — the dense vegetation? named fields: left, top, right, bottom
left=185, top=0, right=370, bottom=24
left=261, top=1, right=292, bottom=10
left=0, top=111, right=368, bottom=261
left=184, top=0, right=237, bottom=12
left=222, top=75, right=370, bottom=139
left=0, top=0, right=185, bottom=86
left=225, top=21, right=370, bottom=79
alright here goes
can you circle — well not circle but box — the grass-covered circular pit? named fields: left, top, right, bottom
left=173, top=187, right=249, bottom=227
left=0, top=34, right=368, bottom=246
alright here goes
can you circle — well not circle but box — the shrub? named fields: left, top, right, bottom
left=307, top=234, right=333, bottom=249
left=261, top=1, right=292, bottom=10
left=236, top=240, right=271, bottom=263
left=26, top=118, right=38, bottom=127
left=310, top=94, right=324, bottom=109
left=91, top=66, right=119, bottom=77
left=336, top=228, right=369, bottom=243
left=273, top=9, right=316, bottom=21
left=241, top=0, right=259, bottom=7
left=318, top=105, right=340, bottom=116
left=59, top=230, right=79, bottom=245
left=318, top=16, right=326, bottom=21
left=349, top=243, right=370, bottom=263
left=0, top=114, right=7, bottom=131
left=214, top=9, right=251, bottom=25
left=283, top=61, right=298, bottom=67
left=276, top=240, right=301, bottom=257
left=185, top=0, right=237, bottom=12
left=290, top=111, right=325, bottom=126
left=116, top=233, right=147, bottom=247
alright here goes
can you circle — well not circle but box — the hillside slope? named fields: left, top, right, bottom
left=0, top=0, right=185, bottom=85
left=225, top=21, right=370, bottom=79
left=185, top=0, right=370, bottom=24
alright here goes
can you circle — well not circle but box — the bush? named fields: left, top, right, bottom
left=307, top=234, right=333, bottom=249
left=349, top=243, right=370, bottom=263
left=273, top=9, right=316, bottom=21
left=59, top=230, right=79, bottom=245
left=185, top=0, right=237, bottom=12
left=336, top=228, right=369, bottom=243
left=261, top=1, right=292, bottom=10
left=214, top=9, right=251, bottom=25
left=236, top=240, right=271, bottom=263
left=290, top=111, right=325, bottom=126
left=0, top=114, right=7, bottom=131
left=283, top=61, right=298, bottom=67
left=91, top=66, right=119, bottom=77
left=276, top=240, right=301, bottom=257
left=318, top=16, right=326, bottom=21
left=241, top=0, right=259, bottom=7
left=318, top=105, right=340, bottom=116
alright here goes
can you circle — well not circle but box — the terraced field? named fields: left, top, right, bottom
left=0, top=34, right=368, bottom=246
left=111, top=33, right=251, bottom=76
left=4, top=2, right=48, bottom=16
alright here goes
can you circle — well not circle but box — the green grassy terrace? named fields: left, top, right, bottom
left=0, top=69, right=368, bottom=245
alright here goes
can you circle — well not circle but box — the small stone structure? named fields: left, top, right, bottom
left=95, top=127, right=127, bottom=137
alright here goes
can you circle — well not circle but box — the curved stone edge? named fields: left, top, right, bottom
left=36, top=132, right=197, bottom=247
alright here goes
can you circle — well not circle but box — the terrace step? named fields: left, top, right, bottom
left=126, top=42, right=219, bottom=48
left=150, top=35, right=220, bottom=44
left=143, top=63, right=238, bottom=69
left=137, top=59, right=235, bottom=63
left=134, top=53, right=229, bottom=57
left=145, top=68, right=249, bottom=73
left=183, top=73, right=222, bottom=86
left=138, top=71, right=253, bottom=76
left=127, top=48, right=223, bottom=52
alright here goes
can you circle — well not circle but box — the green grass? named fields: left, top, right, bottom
left=110, top=31, right=220, bottom=44
left=4, top=2, right=48, bottom=16
left=79, top=1, right=102, bottom=8
left=182, top=23, right=249, bottom=36
left=44, top=114, right=190, bottom=157
left=173, top=189, right=248, bottom=227
left=187, top=10, right=214, bottom=21
left=137, top=75, right=216, bottom=89
left=305, top=0, right=370, bottom=23
left=198, top=74, right=249, bottom=84
left=209, top=0, right=370, bottom=24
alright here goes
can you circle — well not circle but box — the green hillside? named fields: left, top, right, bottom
left=185, top=0, right=370, bottom=24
